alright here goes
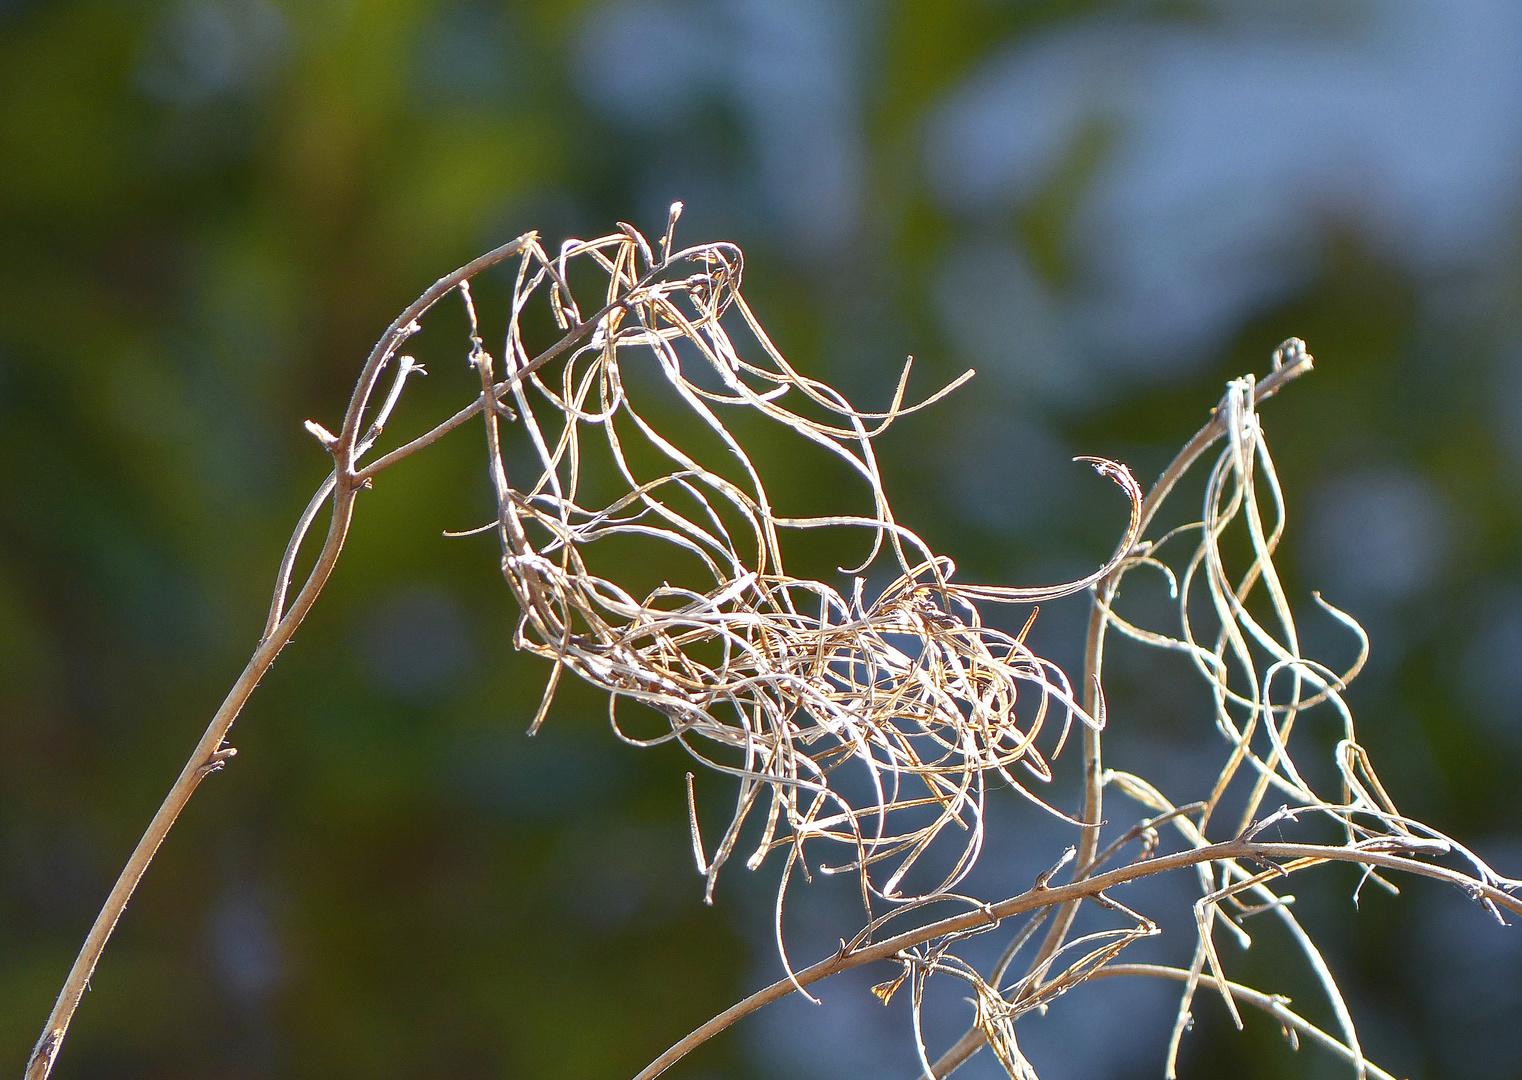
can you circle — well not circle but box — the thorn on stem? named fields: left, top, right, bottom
left=1035, top=846, right=1077, bottom=889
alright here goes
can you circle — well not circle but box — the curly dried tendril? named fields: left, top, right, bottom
left=32, top=211, right=1521, bottom=1080
left=465, top=210, right=1142, bottom=941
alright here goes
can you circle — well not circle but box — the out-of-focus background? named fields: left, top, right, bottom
left=4, top=1, right=1522, bottom=1077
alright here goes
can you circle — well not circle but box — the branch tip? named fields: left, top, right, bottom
left=303, top=419, right=338, bottom=451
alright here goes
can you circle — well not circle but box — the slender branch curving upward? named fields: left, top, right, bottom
left=631, top=837, right=1522, bottom=1080
left=23, top=234, right=538, bottom=1080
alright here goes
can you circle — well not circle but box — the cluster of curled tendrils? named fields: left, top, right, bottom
left=462, top=206, right=1142, bottom=946
left=435, top=223, right=1519, bottom=1078
left=28, top=208, right=1522, bottom=1080
left=872, top=340, right=1522, bottom=1080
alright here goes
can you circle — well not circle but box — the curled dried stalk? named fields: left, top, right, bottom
left=24, top=209, right=1134, bottom=1078
left=23, top=218, right=721, bottom=1077
left=464, top=211, right=1144, bottom=979
left=636, top=337, right=1521, bottom=1080
left=26, top=215, right=1520, bottom=1080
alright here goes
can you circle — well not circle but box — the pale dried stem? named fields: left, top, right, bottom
left=1090, top=965, right=1401, bottom=1080
left=930, top=345, right=1316, bottom=1079
left=632, top=838, right=1522, bottom=1080
left=24, top=234, right=538, bottom=1080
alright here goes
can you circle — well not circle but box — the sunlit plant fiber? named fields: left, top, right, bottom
left=25, top=207, right=1522, bottom=1080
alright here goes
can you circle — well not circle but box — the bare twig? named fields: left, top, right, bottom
left=932, top=342, right=1319, bottom=1078
left=24, top=233, right=536, bottom=1080
left=632, top=837, right=1521, bottom=1080
left=1041, top=342, right=1315, bottom=972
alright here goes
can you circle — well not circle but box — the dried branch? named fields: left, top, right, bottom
left=632, top=837, right=1522, bottom=1080
left=26, top=217, right=1518, bottom=1080
left=24, top=234, right=541, bottom=1080
left=936, top=342, right=1318, bottom=1077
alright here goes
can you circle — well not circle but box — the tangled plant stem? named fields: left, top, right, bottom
left=25, top=212, right=1522, bottom=1080
left=634, top=839, right=1522, bottom=1080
